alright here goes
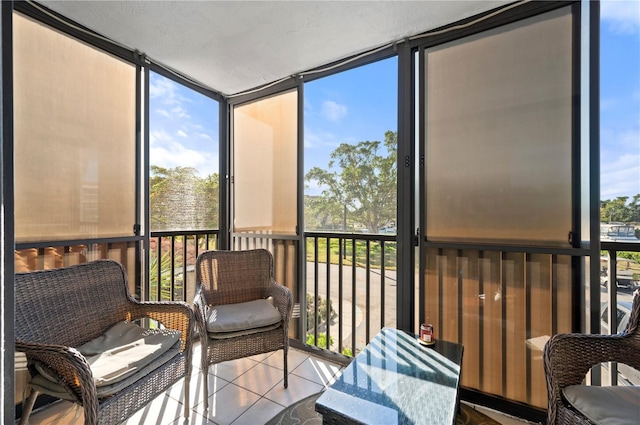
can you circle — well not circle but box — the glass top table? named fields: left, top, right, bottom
left=315, top=327, right=464, bottom=425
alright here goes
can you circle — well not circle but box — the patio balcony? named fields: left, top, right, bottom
left=3, top=1, right=638, bottom=425
left=20, top=341, right=530, bottom=425
left=14, top=231, right=640, bottom=424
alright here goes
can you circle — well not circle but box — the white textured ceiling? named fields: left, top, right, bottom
left=38, top=1, right=508, bottom=96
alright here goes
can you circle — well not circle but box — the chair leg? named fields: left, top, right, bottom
left=203, top=364, right=209, bottom=411
left=201, top=341, right=209, bottom=411
left=183, top=368, right=191, bottom=419
left=18, top=387, right=39, bottom=425
left=283, top=347, right=288, bottom=389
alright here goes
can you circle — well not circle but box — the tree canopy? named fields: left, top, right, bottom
left=150, top=165, right=219, bottom=231
left=600, top=194, right=640, bottom=224
left=305, top=131, right=397, bottom=233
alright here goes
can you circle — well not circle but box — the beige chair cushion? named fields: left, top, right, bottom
left=30, top=346, right=181, bottom=399
left=209, top=323, right=282, bottom=339
left=206, top=299, right=282, bottom=334
left=33, top=321, right=181, bottom=396
left=563, top=385, right=640, bottom=425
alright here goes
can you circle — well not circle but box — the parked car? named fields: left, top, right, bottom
left=600, top=300, right=633, bottom=334
left=600, top=222, right=639, bottom=242
left=600, top=300, right=640, bottom=385
left=600, top=270, right=640, bottom=290
left=378, top=226, right=396, bottom=234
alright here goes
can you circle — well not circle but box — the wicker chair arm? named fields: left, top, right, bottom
left=545, top=332, right=635, bottom=386
left=130, top=301, right=195, bottom=352
left=15, top=340, right=98, bottom=419
left=193, top=288, right=210, bottom=343
left=544, top=331, right=636, bottom=424
left=266, top=279, right=293, bottom=322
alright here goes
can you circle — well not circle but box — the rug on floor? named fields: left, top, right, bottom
left=266, top=392, right=503, bottom=425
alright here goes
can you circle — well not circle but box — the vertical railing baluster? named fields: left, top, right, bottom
left=607, top=248, right=618, bottom=385
left=314, top=237, right=319, bottom=347
left=170, top=236, right=175, bottom=301
left=326, top=236, right=331, bottom=350
left=351, top=238, right=357, bottom=354
left=338, top=235, right=344, bottom=355
left=381, top=240, right=385, bottom=329
left=366, top=239, right=371, bottom=344
left=156, top=237, right=162, bottom=301
left=182, top=235, right=187, bottom=302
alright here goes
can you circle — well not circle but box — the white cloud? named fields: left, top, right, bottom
left=321, top=100, right=348, bottom=122
left=177, top=130, right=188, bottom=138
left=618, top=128, right=640, bottom=150
left=304, top=127, right=344, bottom=149
left=199, top=133, right=212, bottom=140
left=170, top=105, right=190, bottom=119
left=600, top=98, right=620, bottom=111
left=150, top=130, right=218, bottom=176
left=304, top=179, right=326, bottom=197
left=155, top=108, right=171, bottom=119
left=601, top=0, right=640, bottom=34
left=303, top=97, right=314, bottom=114
left=149, top=76, right=179, bottom=103
left=601, top=153, right=640, bottom=200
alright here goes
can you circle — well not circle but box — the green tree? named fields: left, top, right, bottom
left=304, top=194, right=344, bottom=231
left=600, top=196, right=631, bottom=223
left=198, top=173, right=220, bottom=228
left=150, top=165, right=219, bottom=231
left=629, top=194, right=640, bottom=223
left=306, top=131, right=397, bottom=232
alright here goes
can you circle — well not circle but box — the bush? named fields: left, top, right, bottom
left=306, top=333, right=354, bottom=357
left=306, top=333, right=333, bottom=349
left=306, top=293, right=334, bottom=331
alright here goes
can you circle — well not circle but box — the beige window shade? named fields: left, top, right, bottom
left=13, top=13, right=136, bottom=243
left=425, top=7, right=573, bottom=246
left=233, top=90, right=298, bottom=235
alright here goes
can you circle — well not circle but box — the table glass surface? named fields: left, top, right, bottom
left=316, top=327, right=463, bottom=425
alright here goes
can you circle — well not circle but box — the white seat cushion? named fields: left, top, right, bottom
left=30, top=346, right=181, bottom=398
left=34, top=321, right=181, bottom=391
left=563, top=385, right=640, bottom=425
left=206, top=299, right=282, bottom=334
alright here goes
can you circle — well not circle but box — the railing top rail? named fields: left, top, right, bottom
left=150, top=229, right=219, bottom=237
left=16, top=236, right=143, bottom=250
left=601, top=241, right=640, bottom=252
left=305, top=231, right=397, bottom=242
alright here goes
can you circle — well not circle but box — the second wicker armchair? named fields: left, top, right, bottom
left=543, top=290, right=640, bottom=424
left=194, top=249, right=293, bottom=410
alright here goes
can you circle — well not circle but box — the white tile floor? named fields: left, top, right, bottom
left=20, top=346, right=534, bottom=425
left=20, top=347, right=342, bottom=425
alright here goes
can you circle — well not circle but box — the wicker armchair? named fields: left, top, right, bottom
left=194, top=249, right=293, bottom=410
left=15, top=259, right=194, bottom=425
left=543, top=290, right=640, bottom=425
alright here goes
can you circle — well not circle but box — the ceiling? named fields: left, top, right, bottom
left=38, top=1, right=510, bottom=97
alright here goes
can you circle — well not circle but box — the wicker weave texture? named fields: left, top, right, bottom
left=543, top=290, right=640, bottom=425
left=15, top=259, right=194, bottom=425
left=194, top=249, right=293, bottom=409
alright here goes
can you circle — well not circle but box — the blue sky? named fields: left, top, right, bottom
left=149, top=72, right=219, bottom=177
left=600, top=0, right=640, bottom=201
left=149, top=1, right=639, bottom=202
left=303, top=57, right=397, bottom=183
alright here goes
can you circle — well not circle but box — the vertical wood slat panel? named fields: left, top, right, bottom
left=422, top=248, right=572, bottom=407
left=286, top=240, right=298, bottom=338
left=461, top=250, right=480, bottom=388
left=555, top=255, right=572, bottom=334
left=272, top=240, right=298, bottom=338
left=481, top=251, right=503, bottom=396
left=528, top=254, right=552, bottom=408
left=424, top=248, right=440, bottom=338
left=442, top=249, right=459, bottom=344
left=505, top=252, right=526, bottom=401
